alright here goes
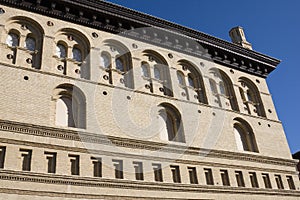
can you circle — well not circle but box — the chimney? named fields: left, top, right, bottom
left=229, top=26, right=252, bottom=50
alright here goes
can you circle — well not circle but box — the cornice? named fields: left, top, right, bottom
left=0, top=170, right=299, bottom=197
left=0, top=119, right=296, bottom=168
left=0, top=0, right=280, bottom=78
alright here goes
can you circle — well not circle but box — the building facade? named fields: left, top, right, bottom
left=0, top=0, right=299, bottom=199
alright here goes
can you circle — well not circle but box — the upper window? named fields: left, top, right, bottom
left=24, top=36, right=36, bottom=51
left=56, top=44, right=67, bottom=58
left=209, top=69, right=239, bottom=111
left=115, top=57, right=124, bottom=72
left=141, top=62, right=150, bottom=78
left=100, top=53, right=110, bottom=68
left=72, top=47, right=82, bottom=62
left=6, top=33, right=19, bottom=47
left=187, top=74, right=195, bottom=88
left=239, top=77, right=266, bottom=117
left=154, top=66, right=161, bottom=80
left=177, top=71, right=185, bottom=86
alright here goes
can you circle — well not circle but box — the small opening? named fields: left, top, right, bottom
left=258, top=122, right=261, bottom=125
left=132, top=43, right=138, bottom=49
left=127, top=96, right=131, bottom=100
left=268, top=124, right=271, bottom=128
left=103, top=91, right=108, bottom=95
left=268, top=109, right=272, bottom=113
left=198, top=110, right=201, bottom=113
left=168, top=53, right=173, bottom=58
left=92, top=32, right=98, bottom=38
left=256, top=79, right=260, bottom=83
left=24, top=76, right=29, bottom=80
left=230, top=69, right=234, bottom=74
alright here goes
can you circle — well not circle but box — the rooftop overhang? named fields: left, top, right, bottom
left=0, top=0, right=281, bottom=78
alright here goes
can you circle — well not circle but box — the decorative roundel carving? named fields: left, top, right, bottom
left=225, top=102, right=230, bottom=106
left=103, top=75, right=109, bottom=80
left=181, top=92, right=186, bottom=97
left=7, top=54, right=14, bottom=59
left=120, top=78, right=125, bottom=84
left=92, top=32, right=98, bottom=38
left=168, top=53, right=173, bottom=59
left=75, top=69, right=81, bottom=74
left=256, top=79, right=260, bottom=84
left=57, top=65, right=64, bottom=71
left=47, top=21, right=54, bottom=26
left=0, top=8, right=5, bottom=14
left=67, top=35, right=74, bottom=41
left=200, top=62, right=205, bottom=67
left=253, top=109, right=257, bottom=113
left=230, top=69, right=234, bottom=74
left=127, top=96, right=131, bottom=100
left=194, top=95, right=198, bottom=99
left=132, top=43, right=138, bottom=49
left=26, top=58, right=32, bottom=64
left=21, top=24, right=28, bottom=30
left=159, top=87, right=164, bottom=92
left=198, top=110, right=201, bottom=113
left=145, top=84, right=151, bottom=89
left=110, top=46, right=116, bottom=52
left=182, top=65, right=187, bottom=71
left=212, top=112, right=216, bottom=116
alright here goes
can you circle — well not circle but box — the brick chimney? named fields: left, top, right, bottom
left=229, top=26, right=252, bottom=50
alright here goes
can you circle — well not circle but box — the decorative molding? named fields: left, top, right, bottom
left=0, top=0, right=280, bottom=78
left=0, top=170, right=299, bottom=197
left=0, top=137, right=297, bottom=175
left=0, top=188, right=212, bottom=200
left=0, top=120, right=297, bottom=169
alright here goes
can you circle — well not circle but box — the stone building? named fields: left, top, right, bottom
left=0, top=0, right=299, bottom=199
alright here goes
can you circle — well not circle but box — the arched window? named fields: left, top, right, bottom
left=24, top=36, right=36, bottom=51
left=209, top=79, right=218, bottom=94
left=141, top=62, right=150, bottom=78
left=233, top=118, right=258, bottom=152
left=54, top=29, right=91, bottom=79
left=209, top=69, right=239, bottom=111
left=177, top=60, right=208, bottom=104
left=6, top=33, right=19, bottom=47
left=4, top=17, right=44, bottom=69
left=177, top=71, right=185, bottom=86
left=239, top=77, right=266, bottom=117
left=55, top=97, right=75, bottom=127
left=188, top=74, right=195, bottom=88
left=158, top=104, right=185, bottom=143
left=53, top=84, right=86, bottom=129
left=56, top=44, right=67, bottom=58
left=72, top=47, right=82, bottom=62
left=100, top=53, right=111, bottom=68
left=154, top=66, right=161, bottom=80
left=115, top=57, right=124, bottom=72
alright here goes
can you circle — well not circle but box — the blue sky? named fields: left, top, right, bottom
left=106, top=0, right=300, bottom=154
